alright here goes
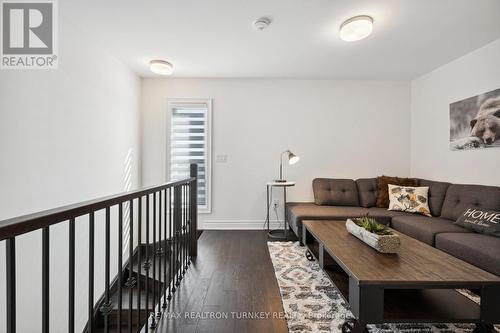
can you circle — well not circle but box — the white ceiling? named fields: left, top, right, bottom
left=64, top=0, right=500, bottom=80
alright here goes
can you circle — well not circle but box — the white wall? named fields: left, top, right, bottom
left=411, top=38, right=500, bottom=186
left=141, top=79, right=411, bottom=229
left=0, top=19, right=141, bottom=333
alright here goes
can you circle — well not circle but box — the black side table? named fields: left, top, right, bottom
left=266, top=181, right=295, bottom=240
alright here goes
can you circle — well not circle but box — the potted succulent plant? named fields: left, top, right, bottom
left=346, top=217, right=401, bottom=253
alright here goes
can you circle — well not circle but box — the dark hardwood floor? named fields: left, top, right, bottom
left=153, top=230, right=289, bottom=333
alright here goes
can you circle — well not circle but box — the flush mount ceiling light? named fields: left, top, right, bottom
left=253, top=17, right=271, bottom=31
left=149, top=60, right=174, bottom=75
left=340, top=15, right=373, bottom=42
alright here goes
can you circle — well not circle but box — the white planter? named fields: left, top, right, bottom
left=346, top=219, right=401, bottom=254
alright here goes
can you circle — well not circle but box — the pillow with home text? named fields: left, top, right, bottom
left=455, top=208, right=500, bottom=237
left=388, top=185, right=431, bottom=217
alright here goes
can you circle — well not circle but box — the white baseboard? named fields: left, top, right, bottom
left=200, top=220, right=285, bottom=230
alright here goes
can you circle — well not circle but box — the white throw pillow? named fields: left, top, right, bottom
left=388, top=184, right=431, bottom=217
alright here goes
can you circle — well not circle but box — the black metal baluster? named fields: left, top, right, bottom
left=181, top=186, right=185, bottom=277
left=157, top=190, right=162, bottom=319
left=88, top=212, right=95, bottom=333
left=177, top=184, right=181, bottom=290
left=172, top=190, right=177, bottom=292
left=186, top=184, right=190, bottom=265
left=182, top=185, right=186, bottom=275
left=189, top=163, right=198, bottom=258
left=162, top=189, right=168, bottom=309
left=118, top=204, right=123, bottom=332
left=149, top=194, right=157, bottom=329
left=178, top=185, right=182, bottom=285
left=174, top=185, right=182, bottom=286
left=128, top=199, right=134, bottom=333
left=152, top=192, right=157, bottom=327
left=190, top=164, right=198, bottom=259
left=178, top=186, right=182, bottom=283
left=137, top=197, right=142, bottom=326
left=184, top=184, right=188, bottom=271
left=168, top=187, right=173, bottom=301
left=6, top=237, right=16, bottom=333
left=189, top=182, right=193, bottom=264
left=153, top=191, right=157, bottom=303
left=179, top=185, right=186, bottom=281
left=102, top=208, right=111, bottom=333
left=187, top=183, right=191, bottom=265
left=172, top=187, right=177, bottom=293
left=42, top=227, right=49, bottom=333
left=68, top=219, right=75, bottom=333
left=145, top=195, right=150, bottom=323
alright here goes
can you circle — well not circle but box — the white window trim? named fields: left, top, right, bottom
left=166, top=98, right=212, bottom=214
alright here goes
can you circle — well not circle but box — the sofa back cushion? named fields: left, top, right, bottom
left=355, top=178, right=378, bottom=207
left=312, top=178, right=359, bottom=206
left=441, top=184, right=500, bottom=221
left=417, top=179, right=451, bottom=217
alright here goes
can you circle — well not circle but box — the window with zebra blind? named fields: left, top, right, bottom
left=168, top=99, right=212, bottom=213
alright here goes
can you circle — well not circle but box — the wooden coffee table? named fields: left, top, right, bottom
left=302, top=220, right=500, bottom=333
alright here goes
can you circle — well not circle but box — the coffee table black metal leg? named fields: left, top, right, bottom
left=341, top=319, right=355, bottom=333
left=476, top=285, right=500, bottom=333
left=348, top=277, right=383, bottom=332
left=473, top=324, right=495, bottom=333
left=341, top=318, right=368, bottom=333
left=352, top=321, right=368, bottom=333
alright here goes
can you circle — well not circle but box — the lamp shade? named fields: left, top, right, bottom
left=288, top=152, right=300, bottom=165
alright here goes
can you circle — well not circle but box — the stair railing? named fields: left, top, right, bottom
left=0, top=164, right=199, bottom=333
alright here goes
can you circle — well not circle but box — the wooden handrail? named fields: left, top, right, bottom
left=0, top=177, right=195, bottom=241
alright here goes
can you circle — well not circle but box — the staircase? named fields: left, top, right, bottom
left=94, top=240, right=173, bottom=333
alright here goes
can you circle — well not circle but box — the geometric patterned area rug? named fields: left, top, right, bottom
left=267, top=241, right=499, bottom=333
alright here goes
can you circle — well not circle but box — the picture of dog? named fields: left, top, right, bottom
left=450, top=88, right=500, bottom=151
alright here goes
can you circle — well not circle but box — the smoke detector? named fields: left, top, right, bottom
left=253, top=17, right=271, bottom=31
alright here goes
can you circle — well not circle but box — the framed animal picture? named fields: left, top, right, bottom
left=450, top=88, right=500, bottom=151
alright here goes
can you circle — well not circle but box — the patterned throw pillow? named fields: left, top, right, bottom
left=388, top=185, right=431, bottom=217
left=455, top=208, right=500, bottom=237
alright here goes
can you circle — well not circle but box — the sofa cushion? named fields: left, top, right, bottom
left=286, top=202, right=368, bottom=231
left=312, top=178, right=359, bottom=206
left=366, top=207, right=413, bottom=225
left=440, top=184, right=500, bottom=221
left=417, top=179, right=451, bottom=217
left=435, top=233, right=500, bottom=276
left=376, top=176, right=418, bottom=208
left=356, top=178, right=378, bottom=208
left=390, top=215, right=471, bottom=246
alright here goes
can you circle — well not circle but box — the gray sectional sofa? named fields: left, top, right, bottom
left=286, top=177, right=500, bottom=276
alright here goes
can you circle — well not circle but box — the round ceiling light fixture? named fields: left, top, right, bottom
left=149, top=60, right=174, bottom=75
left=253, top=17, right=271, bottom=31
left=339, top=15, right=373, bottom=42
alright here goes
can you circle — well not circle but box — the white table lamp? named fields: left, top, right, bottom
left=275, top=150, right=300, bottom=183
